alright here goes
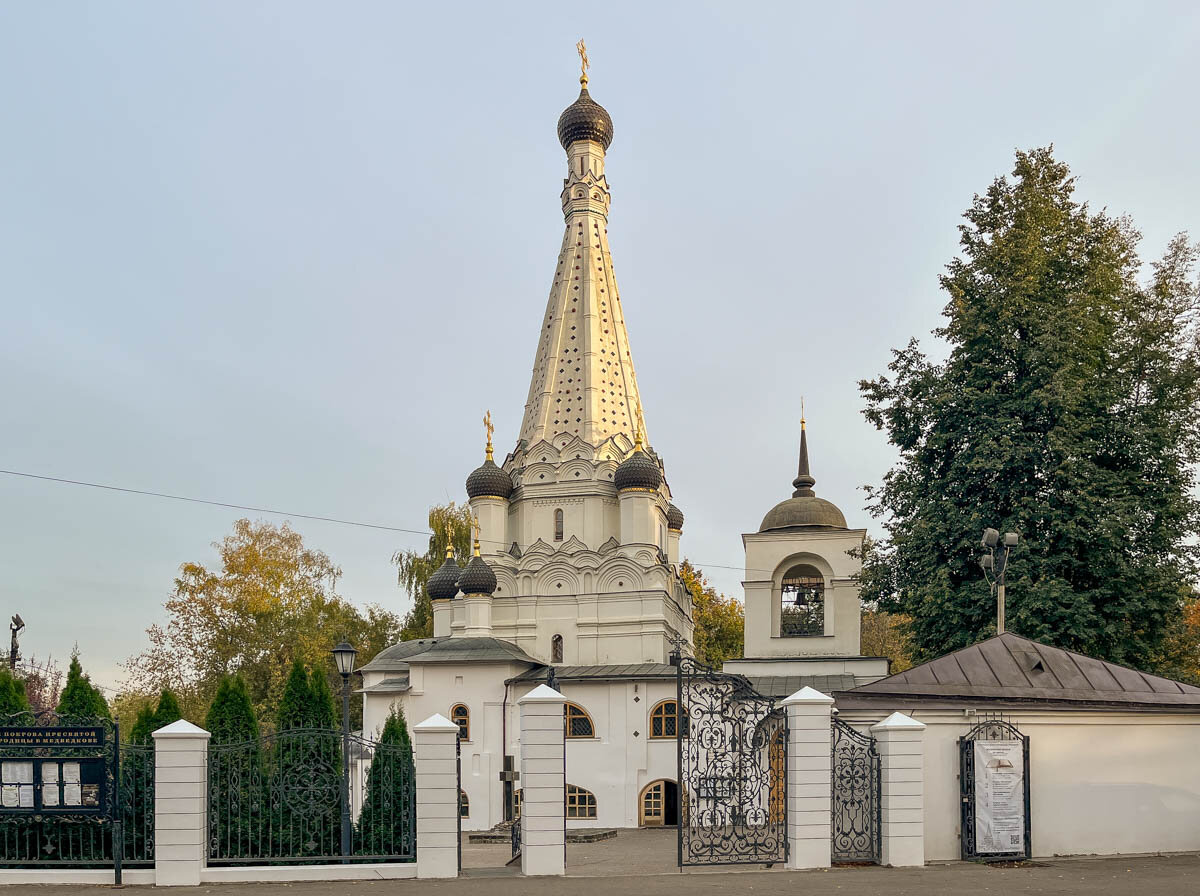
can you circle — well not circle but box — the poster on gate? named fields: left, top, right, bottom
left=973, top=740, right=1025, bottom=854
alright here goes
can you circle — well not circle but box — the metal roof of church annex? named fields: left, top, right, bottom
left=836, top=632, right=1200, bottom=712
left=360, top=636, right=539, bottom=673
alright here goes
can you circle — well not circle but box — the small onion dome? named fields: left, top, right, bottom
left=557, top=88, right=614, bottom=151
left=458, top=553, right=497, bottom=596
left=614, top=447, right=662, bottom=492
left=466, top=459, right=513, bottom=500
left=426, top=551, right=461, bottom=602
left=666, top=503, right=684, bottom=532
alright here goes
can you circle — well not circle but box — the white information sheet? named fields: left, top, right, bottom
left=1, top=785, right=17, bottom=808
left=62, top=762, right=81, bottom=785
left=974, top=740, right=1026, bottom=854
left=42, top=784, right=60, bottom=807
left=42, top=762, right=59, bottom=783
left=1, top=761, right=33, bottom=784
left=63, top=783, right=82, bottom=807
left=18, top=786, right=33, bottom=808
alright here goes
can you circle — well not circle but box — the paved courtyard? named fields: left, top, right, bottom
left=23, top=830, right=1200, bottom=895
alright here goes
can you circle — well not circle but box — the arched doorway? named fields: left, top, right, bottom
left=639, top=779, right=679, bottom=827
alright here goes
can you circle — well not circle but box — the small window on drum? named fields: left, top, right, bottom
left=552, top=634, right=564, bottom=664
left=459, top=790, right=470, bottom=818
left=555, top=508, right=564, bottom=541
left=780, top=565, right=824, bottom=637
left=564, top=702, right=594, bottom=738
left=450, top=703, right=470, bottom=741
left=566, top=784, right=597, bottom=818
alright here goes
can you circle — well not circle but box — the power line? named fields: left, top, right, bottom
left=0, top=468, right=757, bottom=574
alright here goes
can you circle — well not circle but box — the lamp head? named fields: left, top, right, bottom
left=10, top=615, right=23, bottom=631
left=981, top=528, right=1000, bottom=549
left=980, top=554, right=994, bottom=571
left=331, top=641, right=357, bottom=677
left=1003, top=532, right=1019, bottom=548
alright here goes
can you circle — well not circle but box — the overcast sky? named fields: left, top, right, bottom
left=3, top=2, right=1198, bottom=693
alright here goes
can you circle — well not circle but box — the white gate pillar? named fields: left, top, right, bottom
left=871, top=711, right=927, bottom=867
left=781, top=686, right=834, bottom=870
left=152, top=720, right=211, bottom=887
left=518, top=684, right=566, bottom=877
left=414, top=713, right=461, bottom=879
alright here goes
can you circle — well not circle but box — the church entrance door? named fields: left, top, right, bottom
left=639, top=779, right=678, bottom=827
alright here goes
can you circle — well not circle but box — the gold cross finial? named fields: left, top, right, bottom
left=483, top=410, right=495, bottom=461
left=444, top=521, right=454, bottom=560
left=801, top=397, right=806, bottom=431
left=472, top=515, right=482, bottom=556
left=576, top=39, right=589, bottom=87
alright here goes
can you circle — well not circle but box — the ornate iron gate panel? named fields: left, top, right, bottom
left=959, top=716, right=1030, bottom=861
left=676, top=656, right=787, bottom=867
left=831, top=716, right=880, bottom=863
left=207, top=728, right=414, bottom=865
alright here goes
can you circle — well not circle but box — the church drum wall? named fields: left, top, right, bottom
left=838, top=709, right=1200, bottom=860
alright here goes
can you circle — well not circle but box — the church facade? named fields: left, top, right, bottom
left=359, top=65, right=885, bottom=831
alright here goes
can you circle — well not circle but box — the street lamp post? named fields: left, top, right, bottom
left=980, top=528, right=1019, bottom=634
left=331, top=640, right=357, bottom=860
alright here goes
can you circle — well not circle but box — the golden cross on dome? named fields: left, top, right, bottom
left=472, top=516, right=482, bottom=556
left=801, top=396, right=806, bottom=430
left=483, top=410, right=494, bottom=461
left=576, top=39, right=589, bottom=86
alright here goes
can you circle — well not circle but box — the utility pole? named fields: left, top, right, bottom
left=980, top=529, right=1019, bottom=634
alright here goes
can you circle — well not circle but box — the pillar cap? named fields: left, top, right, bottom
left=518, top=684, right=566, bottom=704
left=870, top=711, right=926, bottom=731
left=414, top=713, right=461, bottom=733
left=780, top=685, right=834, bottom=706
left=152, top=719, right=211, bottom=740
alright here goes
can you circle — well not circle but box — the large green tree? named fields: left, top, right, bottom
left=860, top=147, right=1200, bottom=667
left=124, top=519, right=402, bottom=723
left=355, top=705, right=414, bottom=857
left=681, top=560, right=744, bottom=667
left=391, top=503, right=475, bottom=641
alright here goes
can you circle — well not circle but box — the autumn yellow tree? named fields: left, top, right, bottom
left=124, top=519, right=402, bottom=721
left=680, top=560, right=744, bottom=667
left=391, top=503, right=476, bottom=641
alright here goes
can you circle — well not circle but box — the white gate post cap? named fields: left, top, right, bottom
left=151, top=719, right=211, bottom=740
left=414, top=713, right=461, bottom=733
left=780, top=686, right=835, bottom=706
left=870, top=711, right=926, bottom=731
left=518, top=684, right=566, bottom=704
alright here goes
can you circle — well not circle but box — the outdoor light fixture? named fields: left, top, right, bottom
left=980, top=528, right=1020, bottom=634
left=331, top=640, right=357, bottom=860
left=331, top=641, right=357, bottom=677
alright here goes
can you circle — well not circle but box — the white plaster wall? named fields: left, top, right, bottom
left=838, top=709, right=1200, bottom=859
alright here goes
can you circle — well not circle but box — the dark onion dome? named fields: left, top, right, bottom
left=614, top=436, right=663, bottom=492
left=759, top=420, right=848, bottom=532
left=557, top=88, right=614, bottom=151
left=666, top=503, right=685, bottom=532
left=466, top=459, right=513, bottom=500
left=426, top=548, right=461, bottom=602
left=458, top=552, right=497, bottom=596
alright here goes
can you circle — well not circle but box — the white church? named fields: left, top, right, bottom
left=358, top=63, right=887, bottom=831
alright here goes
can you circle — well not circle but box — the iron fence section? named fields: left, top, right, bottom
left=676, top=656, right=788, bottom=867
left=830, top=716, right=880, bottom=863
left=959, top=715, right=1031, bottom=861
left=207, top=728, right=415, bottom=865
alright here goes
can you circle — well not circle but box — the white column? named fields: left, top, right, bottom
left=518, top=684, right=566, bottom=877
left=781, top=686, right=834, bottom=870
left=871, top=711, right=926, bottom=867
left=152, top=720, right=211, bottom=887
left=414, top=713, right=461, bottom=879
left=432, top=599, right=454, bottom=638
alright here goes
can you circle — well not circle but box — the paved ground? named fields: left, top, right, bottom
left=26, top=830, right=1200, bottom=895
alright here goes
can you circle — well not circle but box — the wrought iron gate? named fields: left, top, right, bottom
left=959, top=716, right=1030, bottom=861
left=676, top=656, right=787, bottom=867
left=831, top=716, right=880, bottom=863
left=207, top=728, right=415, bottom=864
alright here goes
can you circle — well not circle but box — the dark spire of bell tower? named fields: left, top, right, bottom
left=792, top=408, right=816, bottom=498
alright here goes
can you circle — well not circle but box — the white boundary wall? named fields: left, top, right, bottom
left=839, top=708, right=1200, bottom=860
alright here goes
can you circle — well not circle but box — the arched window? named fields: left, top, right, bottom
left=459, top=790, right=470, bottom=818
left=566, top=784, right=597, bottom=819
left=564, top=702, right=594, bottom=738
left=450, top=703, right=470, bottom=741
left=649, top=700, right=681, bottom=739
left=554, top=508, right=564, bottom=541
left=780, top=564, right=825, bottom=637
left=551, top=634, right=564, bottom=664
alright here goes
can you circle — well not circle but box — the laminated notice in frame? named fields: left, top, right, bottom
left=1, top=785, right=16, bottom=808
left=42, top=784, right=60, bottom=807
left=1, top=761, right=33, bottom=784
left=62, top=762, right=81, bottom=785
left=18, top=786, right=33, bottom=808
left=42, top=762, right=59, bottom=783
left=63, top=783, right=82, bottom=806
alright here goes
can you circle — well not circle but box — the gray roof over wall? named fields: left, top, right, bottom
left=510, top=663, right=676, bottom=684
left=838, top=632, right=1200, bottom=711
left=748, top=675, right=857, bottom=698
left=360, top=636, right=538, bottom=673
